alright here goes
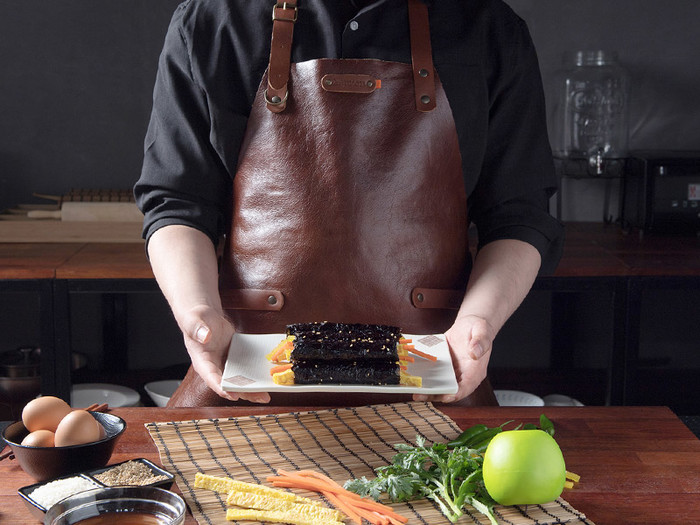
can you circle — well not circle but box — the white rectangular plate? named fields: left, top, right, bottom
left=221, top=333, right=458, bottom=394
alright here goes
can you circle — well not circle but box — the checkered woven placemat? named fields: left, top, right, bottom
left=145, top=402, right=593, bottom=524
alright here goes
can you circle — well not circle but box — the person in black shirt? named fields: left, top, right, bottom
left=134, top=0, right=564, bottom=406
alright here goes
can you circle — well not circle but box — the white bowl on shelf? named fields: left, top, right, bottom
left=494, top=389, right=545, bottom=407
left=144, top=380, right=182, bottom=407
left=71, top=383, right=140, bottom=408
left=543, top=394, right=585, bottom=406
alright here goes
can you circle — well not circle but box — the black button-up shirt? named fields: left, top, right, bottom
left=135, top=0, right=564, bottom=273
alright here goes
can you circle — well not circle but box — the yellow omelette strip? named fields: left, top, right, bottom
left=194, top=472, right=319, bottom=506
left=226, top=491, right=344, bottom=522
left=226, top=507, right=345, bottom=524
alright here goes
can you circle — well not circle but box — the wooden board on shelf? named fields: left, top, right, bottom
left=0, top=220, right=144, bottom=243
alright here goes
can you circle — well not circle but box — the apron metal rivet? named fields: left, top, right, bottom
left=418, top=68, right=429, bottom=78
left=267, top=295, right=278, bottom=305
left=416, top=293, right=424, bottom=303
left=270, top=95, right=282, bottom=104
left=324, top=79, right=333, bottom=86
left=420, top=95, right=431, bottom=105
left=366, top=80, right=374, bottom=88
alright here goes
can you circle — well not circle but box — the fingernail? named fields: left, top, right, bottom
left=471, top=343, right=485, bottom=359
left=195, top=325, right=210, bottom=343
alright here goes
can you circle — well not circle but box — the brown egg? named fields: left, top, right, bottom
left=54, top=410, right=102, bottom=447
left=21, top=396, right=72, bottom=433
left=20, top=429, right=56, bottom=447
left=97, top=420, right=107, bottom=440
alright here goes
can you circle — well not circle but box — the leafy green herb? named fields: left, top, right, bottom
left=344, top=415, right=556, bottom=524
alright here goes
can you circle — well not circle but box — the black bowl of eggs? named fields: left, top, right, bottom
left=1, top=396, right=126, bottom=481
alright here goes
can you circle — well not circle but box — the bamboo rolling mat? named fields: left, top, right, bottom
left=145, top=402, right=593, bottom=525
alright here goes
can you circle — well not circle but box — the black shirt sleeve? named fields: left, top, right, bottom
left=134, top=3, right=239, bottom=248
left=466, top=12, right=564, bottom=275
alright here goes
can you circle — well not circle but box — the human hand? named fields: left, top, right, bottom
left=412, top=314, right=495, bottom=404
left=180, top=304, right=271, bottom=404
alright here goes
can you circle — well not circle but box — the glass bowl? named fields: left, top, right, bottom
left=44, top=486, right=186, bottom=524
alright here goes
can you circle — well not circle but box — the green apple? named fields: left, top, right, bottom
left=482, top=429, right=566, bottom=505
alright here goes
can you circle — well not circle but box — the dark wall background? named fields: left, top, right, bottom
left=509, top=0, right=700, bottom=152
left=0, top=0, right=181, bottom=211
left=2, top=1, right=699, bottom=212
left=507, top=0, right=700, bottom=220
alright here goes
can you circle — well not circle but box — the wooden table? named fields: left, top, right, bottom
left=1, top=405, right=699, bottom=524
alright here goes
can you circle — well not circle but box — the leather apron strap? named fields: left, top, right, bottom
left=265, top=2, right=298, bottom=113
left=408, top=0, right=436, bottom=111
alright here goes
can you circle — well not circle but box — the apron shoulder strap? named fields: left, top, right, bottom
left=408, top=0, right=436, bottom=112
left=264, top=0, right=436, bottom=113
left=265, top=2, right=298, bottom=113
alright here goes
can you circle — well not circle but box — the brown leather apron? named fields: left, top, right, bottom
left=168, top=0, right=496, bottom=407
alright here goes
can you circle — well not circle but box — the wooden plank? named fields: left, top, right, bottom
left=0, top=221, right=144, bottom=243
left=56, top=243, right=153, bottom=279
left=27, top=202, right=143, bottom=222
left=0, top=243, right=84, bottom=279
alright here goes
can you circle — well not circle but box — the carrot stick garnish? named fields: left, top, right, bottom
left=321, top=490, right=362, bottom=524
left=269, top=363, right=293, bottom=375
left=405, top=345, right=438, bottom=362
left=336, top=493, right=408, bottom=522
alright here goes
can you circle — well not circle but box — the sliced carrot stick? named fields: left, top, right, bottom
left=373, top=511, right=390, bottom=525
left=321, top=490, right=362, bottom=525
left=268, top=477, right=332, bottom=494
left=269, top=363, right=293, bottom=375
left=399, top=338, right=412, bottom=344
left=349, top=505, right=384, bottom=525
left=336, top=493, right=408, bottom=522
left=291, top=470, right=347, bottom=490
left=406, top=345, right=438, bottom=361
left=271, top=475, right=363, bottom=503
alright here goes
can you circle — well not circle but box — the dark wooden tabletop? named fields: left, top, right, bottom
left=0, top=243, right=84, bottom=279
left=2, top=222, right=699, bottom=281
left=53, top=243, right=153, bottom=280
left=555, top=222, right=700, bottom=277
left=1, top=405, right=699, bottom=524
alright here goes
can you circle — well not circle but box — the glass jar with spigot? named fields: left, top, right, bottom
left=556, top=50, right=630, bottom=175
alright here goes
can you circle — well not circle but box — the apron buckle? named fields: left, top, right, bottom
left=272, top=2, right=298, bottom=23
